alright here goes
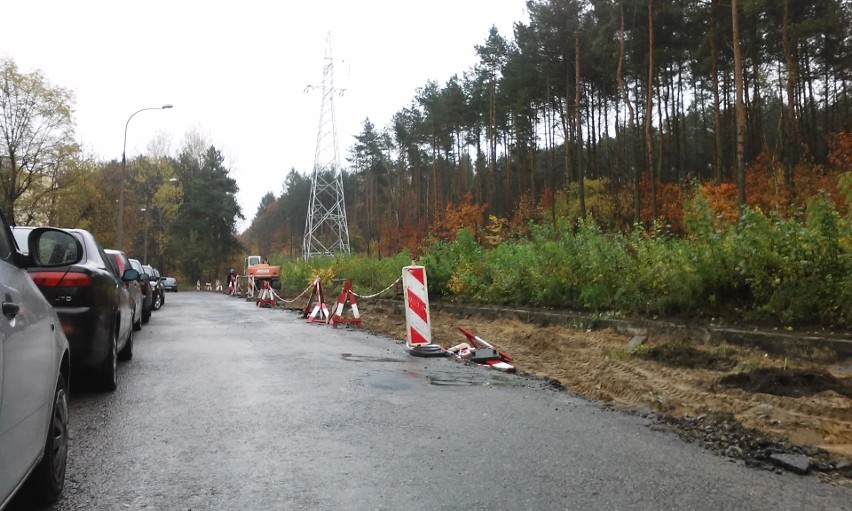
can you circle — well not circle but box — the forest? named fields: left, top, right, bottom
left=1, top=0, right=849, bottom=327
left=245, top=0, right=849, bottom=257
left=244, top=0, right=850, bottom=328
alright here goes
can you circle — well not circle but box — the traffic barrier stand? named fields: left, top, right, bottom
left=328, top=278, right=362, bottom=328
left=215, top=280, right=223, bottom=292
left=228, top=275, right=243, bottom=297
left=196, top=280, right=201, bottom=291
left=245, top=276, right=256, bottom=301
left=255, top=280, right=277, bottom=308
left=302, top=277, right=329, bottom=323
left=457, top=327, right=515, bottom=372
left=205, top=282, right=213, bottom=291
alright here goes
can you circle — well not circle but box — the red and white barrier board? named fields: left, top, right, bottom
left=402, top=265, right=431, bottom=347
left=328, top=278, right=362, bottom=328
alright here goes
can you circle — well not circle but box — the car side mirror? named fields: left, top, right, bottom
left=123, top=268, right=140, bottom=281
left=28, top=228, right=83, bottom=267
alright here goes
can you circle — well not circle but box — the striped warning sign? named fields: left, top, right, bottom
left=402, top=265, right=431, bottom=347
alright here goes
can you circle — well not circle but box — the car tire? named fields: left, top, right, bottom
left=24, top=373, right=69, bottom=505
left=152, top=291, right=162, bottom=310
left=97, top=327, right=119, bottom=391
left=119, top=324, right=133, bottom=361
left=142, top=306, right=151, bottom=324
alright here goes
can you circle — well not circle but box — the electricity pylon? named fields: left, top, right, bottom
left=303, top=33, right=351, bottom=260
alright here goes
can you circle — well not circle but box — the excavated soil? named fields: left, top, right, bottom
left=350, top=300, right=852, bottom=475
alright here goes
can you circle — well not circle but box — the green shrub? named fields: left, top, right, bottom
left=270, top=196, right=851, bottom=328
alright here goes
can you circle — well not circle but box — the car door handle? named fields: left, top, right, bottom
left=3, top=301, right=20, bottom=317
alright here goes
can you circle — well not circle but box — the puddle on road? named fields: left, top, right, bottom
left=350, top=353, right=524, bottom=390
left=428, top=376, right=477, bottom=386
left=427, top=373, right=519, bottom=387
left=362, top=371, right=415, bottom=390
left=341, top=352, right=406, bottom=363
left=360, top=369, right=519, bottom=389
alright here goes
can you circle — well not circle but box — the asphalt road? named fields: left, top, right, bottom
left=14, top=292, right=849, bottom=510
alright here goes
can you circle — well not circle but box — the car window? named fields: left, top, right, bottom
left=99, top=245, right=119, bottom=277
left=115, top=255, right=126, bottom=274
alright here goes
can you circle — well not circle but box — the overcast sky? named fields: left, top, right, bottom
left=2, top=0, right=527, bottom=230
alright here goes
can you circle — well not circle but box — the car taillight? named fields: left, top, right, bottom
left=30, top=271, right=92, bottom=287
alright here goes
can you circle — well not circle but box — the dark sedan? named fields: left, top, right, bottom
left=13, top=227, right=137, bottom=391
left=143, top=264, right=165, bottom=310
left=129, top=258, right=153, bottom=322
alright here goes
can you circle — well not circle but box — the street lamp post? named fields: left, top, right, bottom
left=117, top=104, right=173, bottom=250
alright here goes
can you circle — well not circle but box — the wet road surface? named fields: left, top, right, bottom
left=12, top=292, right=849, bottom=510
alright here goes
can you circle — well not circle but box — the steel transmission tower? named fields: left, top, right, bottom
left=303, top=33, right=351, bottom=260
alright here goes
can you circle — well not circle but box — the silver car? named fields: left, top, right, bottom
left=0, top=209, right=80, bottom=508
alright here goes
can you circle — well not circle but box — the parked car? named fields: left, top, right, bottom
left=13, top=227, right=136, bottom=391
left=105, top=249, right=144, bottom=332
left=143, top=264, right=165, bottom=310
left=163, top=276, right=178, bottom=292
left=129, top=258, right=152, bottom=322
left=1, top=209, right=76, bottom=507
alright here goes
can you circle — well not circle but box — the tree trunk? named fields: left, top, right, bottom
left=618, top=4, right=640, bottom=222
left=782, top=0, right=799, bottom=185
left=645, top=0, right=657, bottom=221
left=575, top=32, right=585, bottom=220
left=711, top=0, right=724, bottom=184
left=732, top=0, right=747, bottom=216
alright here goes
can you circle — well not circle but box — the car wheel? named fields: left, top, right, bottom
left=25, top=373, right=69, bottom=504
left=97, top=327, right=119, bottom=391
left=153, top=291, right=162, bottom=310
left=119, top=323, right=133, bottom=361
left=142, top=306, right=151, bottom=324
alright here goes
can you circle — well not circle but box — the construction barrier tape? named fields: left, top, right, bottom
left=351, top=276, right=402, bottom=300
left=272, top=283, right=313, bottom=304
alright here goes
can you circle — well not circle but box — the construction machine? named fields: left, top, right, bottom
left=244, top=255, right=281, bottom=289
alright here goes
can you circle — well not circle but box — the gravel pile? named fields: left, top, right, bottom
left=644, top=411, right=851, bottom=481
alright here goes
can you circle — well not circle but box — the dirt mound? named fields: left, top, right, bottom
left=719, top=368, right=852, bottom=398
left=638, top=342, right=737, bottom=371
